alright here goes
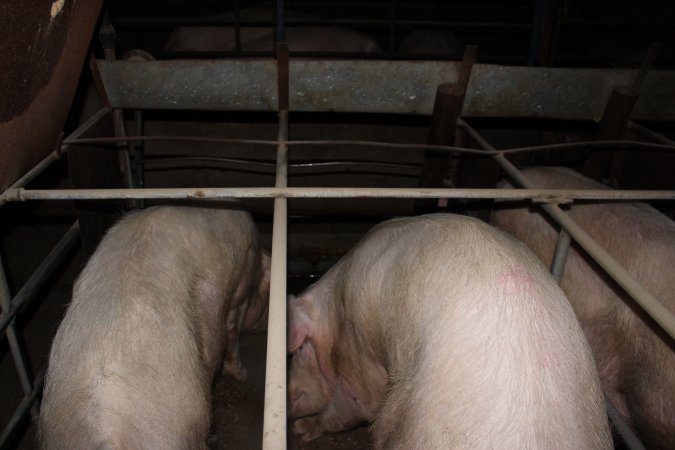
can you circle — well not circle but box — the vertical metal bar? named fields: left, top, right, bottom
left=132, top=110, right=145, bottom=189
left=275, top=0, right=286, bottom=44
left=631, top=42, right=662, bottom=92
left=97, top=21, right=135, bottom=193
left=457, top=45, right=478, bottom=91
left=417, top=83, right=464, bottom=211
left=0, top=258, right=37, bottom=418
left=550, top=229, right=571, bottom=283
left=604, top=396, right=646, bottom=450
left=388, top=0, right=398, bottom=53
left=234, top=0, right=242, bottom=54
left=527, top=0, right=545, bottom=66
left=262, top=42, right=289, bottom=450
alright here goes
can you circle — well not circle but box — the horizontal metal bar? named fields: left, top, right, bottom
left=143, top=157, right=419, bottom=177
left=2, top=187, right=674, bottom=204
left=111, top=17, right=531, bottom=32
left=0, top=222, right=80, bottom=338
left=61, top=135, right=675, bottom=156
left=96, top=60, right=675, bottom=120
left=0, top=366, right=45, bottom=449
left=457, top=118, right=675, bottom=343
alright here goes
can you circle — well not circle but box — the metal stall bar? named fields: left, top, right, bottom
left=0, top=221, right=80, bottom=443
left=8, top=107, right=111, bottom=190
left=457, top=118, right=675, bottom=341
left=3, top=187, right=675, bottom=204
left=0, top=367, right=45, bottom=449
left=549, top=229, right=571, bottom=283
left=604, top=395, right=646, bottom=450
left=627, top=121, right=675, bottom=146
left=262, top=41, right=289, bottom=450
left=0, top=258, right=37, bottom=418
left=0, top=222, right=81, bottom=337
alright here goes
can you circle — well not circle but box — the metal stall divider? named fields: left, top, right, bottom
left=2, top=61, right=675, bottom=449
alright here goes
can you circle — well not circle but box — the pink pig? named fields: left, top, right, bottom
left=288, top=213, right=611, bottom=449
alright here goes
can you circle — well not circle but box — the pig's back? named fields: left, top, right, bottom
left=492, top=167, right=675, bottom=449
left=40, top=206, right=254, bottom=449
left=347, top=214, right=610, bottom=449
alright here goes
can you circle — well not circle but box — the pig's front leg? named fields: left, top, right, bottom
left=292, top=378, right=365, bottom=442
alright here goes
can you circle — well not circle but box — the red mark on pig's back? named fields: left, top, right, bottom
left=497, top=268, right=536, bottom=296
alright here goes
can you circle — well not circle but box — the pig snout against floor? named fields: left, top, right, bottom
left=491, top=166, right=675, bottom=450
left=164, top=8, right=381, bottom=53
left=39, top=206, right=270, bottom=449
left=287, top=213, right=612, bottom=449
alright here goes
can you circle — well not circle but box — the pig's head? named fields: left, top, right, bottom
left=287, top=292, right=337, bottom=419
left=243, top=249, right=271, bottom=334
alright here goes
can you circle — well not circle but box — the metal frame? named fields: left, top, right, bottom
left=2, top=48, right=674, bottom=450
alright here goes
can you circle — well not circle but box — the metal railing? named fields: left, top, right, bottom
left=2, top=47, right=674, bottom=450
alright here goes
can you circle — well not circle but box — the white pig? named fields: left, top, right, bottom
left=39, top=206, right=270, bottom=449
left=165, top=8, right=381, bottom=53
left=288, top=213, right=611, bottom=449
left=491, top=166, right=675, bottom=449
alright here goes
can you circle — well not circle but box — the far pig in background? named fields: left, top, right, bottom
left=491, top=167, right=675, bottom=450
left=288, top=214, right=611, bottom=449
left=164, top=8, right=381, bottom=53
left=39, top=206, right=270, bottom=449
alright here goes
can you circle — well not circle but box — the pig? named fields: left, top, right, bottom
left=39, top=206, right=270, bottom=449
left=288, top=213, right=612, bottom=449
left=165, top=8, right=381, bottom=53
left=491, top=166, right=675, bottom=450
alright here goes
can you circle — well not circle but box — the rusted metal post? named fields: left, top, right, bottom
left=98, top=20, right=135, bottom=193
left=583, top=85, right=639, bottom=180
left=584, top=43, right=661, bottom=181
left=417, top=83, right=465, bottom=211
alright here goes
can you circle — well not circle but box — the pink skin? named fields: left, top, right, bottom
left=287, top=290, right=386, bottom=442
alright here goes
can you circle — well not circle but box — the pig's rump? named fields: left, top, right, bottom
left=340, top=215, right=609, bottom=448
left=491, top=167, right=675, bottom=449
left=39, top=207, right=258, bottom=449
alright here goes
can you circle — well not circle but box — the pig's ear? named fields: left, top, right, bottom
left=287, top=294, right=314, bottom=353
left=261, top=249, right=271, bottom=274
left=260, top=249, right=271, bottom=289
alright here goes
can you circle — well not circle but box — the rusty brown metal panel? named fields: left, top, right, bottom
left=0, top=0, right=103, bottom=190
